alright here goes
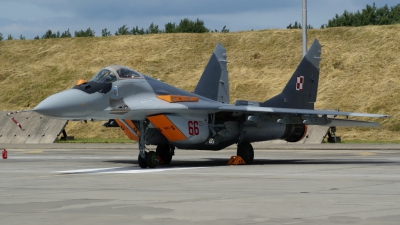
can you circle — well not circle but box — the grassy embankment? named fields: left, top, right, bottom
left=0, top=25, right=399, bottom=142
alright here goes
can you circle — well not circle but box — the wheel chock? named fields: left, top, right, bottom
left=157, top=156, right=165, bottom=165
left=227, top=156, right=246, bottom=165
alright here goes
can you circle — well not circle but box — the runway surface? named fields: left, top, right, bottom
left=1, top=143, right=400, bottom=224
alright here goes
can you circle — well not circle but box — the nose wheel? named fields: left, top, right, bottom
left=138, top=151, right=158, bottom=168
left=146, top=151, right=158, bottom=168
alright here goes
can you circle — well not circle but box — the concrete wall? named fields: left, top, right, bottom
left=0, top=111, right=67, bottom=144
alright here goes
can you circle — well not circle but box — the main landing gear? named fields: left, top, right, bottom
left=237, top=141, right=254, bottom=164
left=156, top=144, right=175, bottom=165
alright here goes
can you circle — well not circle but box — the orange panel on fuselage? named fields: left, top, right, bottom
left=157, top=95, right=199, bottom=103
left=115, top=119, right=139, bottom=141
left=147, top=115, right=187, bottom=142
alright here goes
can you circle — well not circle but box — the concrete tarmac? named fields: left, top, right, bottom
left=1, top=143, right=400, bottom=224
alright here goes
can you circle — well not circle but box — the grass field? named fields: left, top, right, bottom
left=0, top=25, right=398, bottom=141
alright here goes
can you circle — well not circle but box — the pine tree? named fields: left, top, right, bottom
left=61, top=29, right=72, bottom=38
left=115, top=25, right=130, bottom=35
left=102, top=28, right=112, bottom=37
left=165, top=22, right=176, bottom=33
left=42, top=30, right=56, bottom=39
left=75, top=28, right=95, bottom=37
left=221, top=25, right=229, bottom=33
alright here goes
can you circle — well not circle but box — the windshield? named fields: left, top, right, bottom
left=89, top=69, right=118, bottom=83
left=116, top=68, right=141, bottom=79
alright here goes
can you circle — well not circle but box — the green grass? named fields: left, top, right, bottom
left=55, top=138, right=134, bottom=143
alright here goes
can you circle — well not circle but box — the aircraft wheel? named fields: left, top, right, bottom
left=156, top=144, right=173, bottom=164
left=237, top=141, right=254, bottom=164
left=146, top=151, right=158, bottom=168
left=138, top=153, right=147, bottom=168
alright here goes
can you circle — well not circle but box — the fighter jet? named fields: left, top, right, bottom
left=33, top=39, right=389, bottom=168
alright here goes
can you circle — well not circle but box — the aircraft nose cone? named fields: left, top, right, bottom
left=34, top=89, right=86, bottom=118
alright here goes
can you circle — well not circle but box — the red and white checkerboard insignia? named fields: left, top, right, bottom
left=296, top=75, right=304, bottom=91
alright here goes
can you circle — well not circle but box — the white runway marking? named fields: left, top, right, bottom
left=56, top=167, right=207, bottom=174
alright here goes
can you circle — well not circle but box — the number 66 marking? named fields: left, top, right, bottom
left=188, top=121, right=199, bottom=135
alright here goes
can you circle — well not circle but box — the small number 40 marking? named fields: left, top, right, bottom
left=188, top=121, right=199, bottom=135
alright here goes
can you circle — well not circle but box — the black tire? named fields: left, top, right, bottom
left=138, top=153, right=147, bottom=168
left=237, top=142, right=254, bottom=164
left=156, top=144, right=173, bottom=164
left=146, top=151, right=158, bottom=168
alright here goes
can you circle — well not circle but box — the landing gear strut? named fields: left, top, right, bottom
left=237, top=141, right=254, bottom=164
left=137, top=120, right=159, bottom=168
left=326, top=126, right=341, bottom=143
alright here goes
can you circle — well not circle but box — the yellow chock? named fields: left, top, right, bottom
left=227, top=156, right=246, bottom=165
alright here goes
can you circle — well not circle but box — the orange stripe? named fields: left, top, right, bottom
left=115, top=119, right=139, bottom=141
left=125, top=120, right=140, bottom=136
left=147, top=115, right=187, bottom=141
left=157, top=95, right=199, bottom=103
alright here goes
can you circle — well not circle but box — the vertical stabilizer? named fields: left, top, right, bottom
left=194, top=43, right=230, bottom=103
left=262, top=39, right=321, bottom=109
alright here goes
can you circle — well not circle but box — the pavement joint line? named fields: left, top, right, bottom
left=25, top=150, right=44, bottom=154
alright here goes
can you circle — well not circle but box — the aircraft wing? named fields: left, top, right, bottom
left=215, top=105, right=389, bottom=127
left=218, top=105, right=389, bottom=118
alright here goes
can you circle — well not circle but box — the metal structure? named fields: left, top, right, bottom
left=302, top=0, right=307, bottom=57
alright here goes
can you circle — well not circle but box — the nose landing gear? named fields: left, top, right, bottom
left=137, top=120, right=158, bottom=169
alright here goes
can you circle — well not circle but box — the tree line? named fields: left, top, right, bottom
left=323, top=3, right=400, bottom=28
left=0, top=18, right=229, bottom=41
left=286, top=3, right=400, bottom=29
left=3, top=3, right=400, bottom=41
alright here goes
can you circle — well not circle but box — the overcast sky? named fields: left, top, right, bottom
left=0, top=0, right=398, bottom=39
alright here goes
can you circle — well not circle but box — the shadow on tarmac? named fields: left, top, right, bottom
left=57, top=158, right=396, bottom=175
left=103, top=158, right=396, bottom=168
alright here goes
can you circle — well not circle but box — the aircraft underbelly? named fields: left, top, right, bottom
left=243, top=122, right=287, bottom=142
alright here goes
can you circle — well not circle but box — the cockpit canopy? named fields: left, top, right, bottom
left=89, top=65, right=143, bottom=83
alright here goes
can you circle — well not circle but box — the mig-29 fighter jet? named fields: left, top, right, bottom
left=32, top=39, right=389, bottom=168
